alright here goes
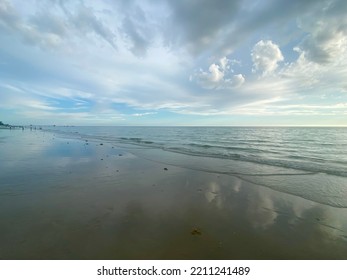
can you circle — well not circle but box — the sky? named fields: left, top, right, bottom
left=1, top=0, right=347, bottom=126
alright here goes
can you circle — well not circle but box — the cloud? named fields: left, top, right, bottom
left=191, top=57, right=245, bottom=89
left=58, top=2, right=117, bottom=49
left=1, top=0, right=347, bottom=125
left=276, top=1, right=347, bottom=98
left=165, top=0, right=242, bottom=55
left=0, top=84, right=60, bottom=112
left=294, top=1, right=347, bottom=65
left=219, top=56, right=231, bottom=71
left=214, top=0, right=321, bottom=56
left=131, top=112, right=157, bottom=117
left=195, top=63, right=224, bottom=87
left=0, top=1, right=17, bottom=29
left=251, top=40, right=284, bottom=76
left=163, top=0, right=320, bottom=59
left=121, top=8, right=152, bottom=57
left=29, top=12, right=67, bottom=37
left=0, top=0, right=117, bottom=51
left=0, top=0, right=62, bottom=49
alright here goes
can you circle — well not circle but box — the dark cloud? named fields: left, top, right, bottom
left=30, top=13, right=67, bottom=37
left=294, top=0, right=347, bottom=64
left=59, top=2, right=117, bottom=49
left=122, top=17, right=149, bottom=57
left=325, top=0, right=347, bottom=17
left=105, top=0, right=159, bottom=56
left=162, top=0, right=326, bottom=58
left=121, top=6, right=152, bottom=57
left=215, top=0, right=321, bottom=55
left=0, top=0, right=18, bottom=30
left=165, top=0, right=242, bottom=55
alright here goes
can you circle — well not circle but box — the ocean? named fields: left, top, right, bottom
left=46, top=126, right=347, bottom=208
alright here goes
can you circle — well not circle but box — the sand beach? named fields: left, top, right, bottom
left=1, top=129, right=347, bottom=259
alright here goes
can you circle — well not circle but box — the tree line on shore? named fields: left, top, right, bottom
left=0, top=121, right=26, bottom=129
left=0, top=121, right=10, bottom=127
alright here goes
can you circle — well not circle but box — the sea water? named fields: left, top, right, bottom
left=46, top=126, right=347, bottom=208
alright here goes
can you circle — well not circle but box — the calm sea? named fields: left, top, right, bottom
left=46, top=126, right=347, bottom=208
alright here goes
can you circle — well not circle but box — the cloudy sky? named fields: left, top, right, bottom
left=1, top=0, right=347, bottom=126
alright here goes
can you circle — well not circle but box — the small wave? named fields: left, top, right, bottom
left=41, top=126, right=347, bottom=208
left=188, top=143, right=213, bottom=149
left=44, top=126, right=347, bottom=178
left=119, top=137, right=154, bottom=145
left=288, top=155, right=325, bottom=163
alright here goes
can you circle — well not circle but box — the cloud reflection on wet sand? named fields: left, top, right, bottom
left=1, top=130, right=347, bottom=259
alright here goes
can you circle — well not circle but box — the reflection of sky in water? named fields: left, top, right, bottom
left=132, top=145, right=347, bottom=208
left=0, top=130, right=53, bottom=165
left=199, top=174, right=347, bottom=257
left=205, top=182, right=222, bottom=208
left=1, top=130, right=347, bottom=259
left=246, top=188, right=278, bottom=230
left=205, top=179, right=278, bottom=230
left=43, top=141, right=93, bottom=158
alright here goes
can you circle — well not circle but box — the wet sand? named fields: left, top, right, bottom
left=1, top=129, right=347, bottom=259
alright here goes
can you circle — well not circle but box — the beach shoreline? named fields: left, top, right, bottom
left=1, top=129, right=347, bottom=259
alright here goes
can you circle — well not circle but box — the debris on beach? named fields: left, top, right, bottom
left=191, top=228, right=202, bottom=236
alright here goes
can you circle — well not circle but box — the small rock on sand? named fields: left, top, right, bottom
left=191, top=228, right=202, bottom=236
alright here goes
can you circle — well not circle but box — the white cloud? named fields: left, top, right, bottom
left=204, top=63, right=224, bottom=83
left=251, top=40, right=284, bottom=76
left=131, top=112, right=157, bottom=117
left=219, top=56, right=231, bottom=71
left=192, top=57, right=245, bottom=89
left=231, top=74, right=245, bottom=87
left=0, top=87, right=60, bottom=112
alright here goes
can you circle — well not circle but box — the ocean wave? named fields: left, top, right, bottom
left=42, top=126, right=347, bottom=208
left=45, top=126, right=347, bottom=178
